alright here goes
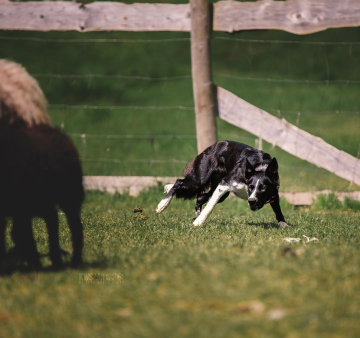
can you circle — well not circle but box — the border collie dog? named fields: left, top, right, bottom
left=156, top=141, right=288, bottom=228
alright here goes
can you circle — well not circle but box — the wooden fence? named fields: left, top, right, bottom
left=1, top=0, right=360, bottom=190
left=2, top=0, right=360, bottom=34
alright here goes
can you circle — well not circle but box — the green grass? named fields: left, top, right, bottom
left=0, top=190, right=359, bottom=337
left=1, top=28, right=360, bottom=191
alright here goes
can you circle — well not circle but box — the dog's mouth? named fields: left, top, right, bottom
left=248, top=203, right=264, bottom=212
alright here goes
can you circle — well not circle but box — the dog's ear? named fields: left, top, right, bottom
left=244, top=158, right=255, bottom=180
left=265, top=157, right=278, bottom=178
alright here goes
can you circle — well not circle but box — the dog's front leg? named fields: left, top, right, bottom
left=193, top=183, right=231, bottom=226
left=270, top=194, right=289, bottom=228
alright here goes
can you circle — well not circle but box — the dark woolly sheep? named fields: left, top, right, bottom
left=0, top=60, right=84, bottom=273
left=0, top=125, right=84, bottom=273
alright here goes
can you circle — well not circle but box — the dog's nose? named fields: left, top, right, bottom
left=248, top=198, right=257, bottom=206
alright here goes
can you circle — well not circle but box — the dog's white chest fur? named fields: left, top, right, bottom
left=231, top=182, right=248, bottom=200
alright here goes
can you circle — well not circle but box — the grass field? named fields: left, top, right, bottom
left=1, top=28, right=360, bottom=192
left=1, top=2, right=360, bottom=337
left=0, top=190, right=359, bottom=337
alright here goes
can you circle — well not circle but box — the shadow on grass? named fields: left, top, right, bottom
left=2, top=249, right=109, bottom=277
left=247, top=222, right=291, bottom=229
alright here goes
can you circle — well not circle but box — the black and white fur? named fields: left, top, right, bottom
left=156, top=141, right=288, bottom=228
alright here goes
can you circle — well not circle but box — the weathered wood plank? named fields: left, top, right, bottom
left=0, top=1, right=190, bottom=32
left=214, top=0, right=360, bottom=35
left=1, top=0, right=360, bottom=34
left=281, top=190, right=360, bottom=205
left=83, top=176, right=360, bottom=205
left=217, top=86, right=360, bottom=187
left=191, top=0, right=217, bottom=154
left=83, top=176, right=178, bottom=196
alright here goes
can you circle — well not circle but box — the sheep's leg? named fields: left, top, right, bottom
left=0, top=216, right=7, bottom=275
left=44, top=208, right=62, bottom=268
left=65, top=210, right=83, bottom=268
left=12, top=215, right=41, bottom=269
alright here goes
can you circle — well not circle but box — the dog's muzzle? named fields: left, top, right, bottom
left=248, top=197, right=274, bottom=211
left=248, top=198, right=263, bottom=211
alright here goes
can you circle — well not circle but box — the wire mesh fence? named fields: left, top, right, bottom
left=1, top=28, right=359, bottom=192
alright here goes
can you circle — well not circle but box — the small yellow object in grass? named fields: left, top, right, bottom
left=115, top=308, right=133, bottom=317
left=133, top=206, right=143, bottom=213
left=133, top=214, right=149, bottom=220
left=233, top=300, right=265, bottom=314
left=267, top=308, right=287, bottom=320
left=283, top=237, right=301, bottom=243
left=302, top=235, right=319, bottom=242
left=283, top=235, right=319, bottom=243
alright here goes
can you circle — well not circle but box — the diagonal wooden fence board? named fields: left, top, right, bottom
left=1, top=0, right=360, bottom=34
left=217, top=86, right=360, bottom=187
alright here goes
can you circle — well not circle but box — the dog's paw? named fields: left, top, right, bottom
left=192, top=210, right=201, bottom=221
left=278, top=221, right=289, bottom=229
left=193, top=217, right=204, bottom=227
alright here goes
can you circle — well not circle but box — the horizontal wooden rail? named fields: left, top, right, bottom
left=83, top=176, right=178, bottom=196
left=0, top=1, right=190, bottom=32
left=1, top=0, right=360, bottom=34
left=214, top=0, right=360, bottom=35
left=83, top=176, right=360, bottom=205
left=217, top=86, right=360, bottom=187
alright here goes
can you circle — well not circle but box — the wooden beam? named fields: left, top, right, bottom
left=0, top=1, right=190, bottom=32
left=217, top=86, right=360, bottom=187
left=83, top=176, right=179, bottom=196
left=1, top=0, right=359, bottom=34
left=190, top=0, right=217, bottom=154
left=83, top=176, right=360, bottom=205
left=214, top=0, right=360, bottom=35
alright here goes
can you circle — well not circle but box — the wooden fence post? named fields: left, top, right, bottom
left=190, top=0, right=217, bottom=154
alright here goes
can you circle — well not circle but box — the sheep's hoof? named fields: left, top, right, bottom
left=71, top=257, right=82, bottom=269
left=60, top=249, right=70, bottom=256
left=0, top=259, right=8, bottom=276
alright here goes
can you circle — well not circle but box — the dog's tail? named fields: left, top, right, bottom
left=0, top=59, right=51, bottom=127
left=173, top=177, right=202, bottom=200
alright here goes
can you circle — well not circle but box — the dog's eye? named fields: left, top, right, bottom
left=249, top=185, right=254, bottom=191
left=261, top=187, right=266, bottom=191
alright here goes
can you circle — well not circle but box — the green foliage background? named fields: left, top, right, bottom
left=1, top=12, right=360, bottom=336
left=1, top=26, right=360, bottom=191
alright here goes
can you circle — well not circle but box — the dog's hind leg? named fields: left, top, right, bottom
left=156, top=179, right=182, bottom=214
left=193, top=183, right=231, bottom=226
left=164, top=184, right=174, bottom=194
left=194, top=190, right=230, bottom=220
left=194, top=191, right=214, bottom=219
left=44, top=208, right=62, bottom=268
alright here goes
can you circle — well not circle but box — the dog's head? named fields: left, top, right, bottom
left=243, top=157, right=280, bottom=211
